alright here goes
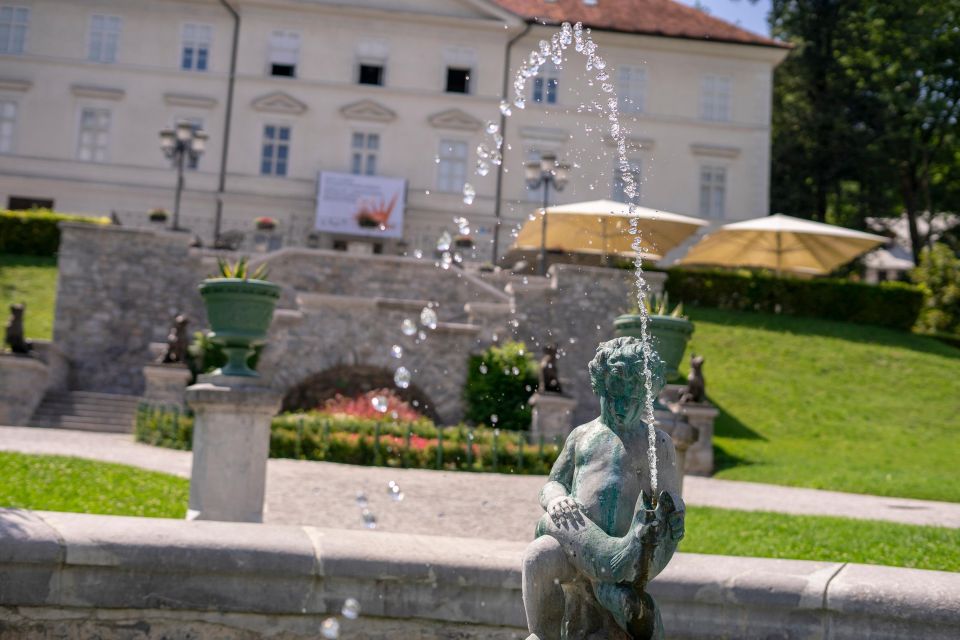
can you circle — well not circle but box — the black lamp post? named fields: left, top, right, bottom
left=525, top=152, right=570, bottom=276
left=159, top=122, right=208, bottom=231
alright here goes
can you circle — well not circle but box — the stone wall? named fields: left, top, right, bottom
left=2, top=509, right=957, bottom=639
left=51, top=224, right=664, bottom=424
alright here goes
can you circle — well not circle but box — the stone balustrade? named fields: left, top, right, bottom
left=2, top=509, right=957, bottom=639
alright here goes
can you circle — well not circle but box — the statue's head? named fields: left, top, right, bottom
left=543, top=343, right=557, bottom=357
left=9, top=303, right=23, bottom=318
left=589, top=337, right=665, bottom=426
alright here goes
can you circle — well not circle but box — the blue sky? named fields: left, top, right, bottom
left=675, top=0, right=772, bottom=37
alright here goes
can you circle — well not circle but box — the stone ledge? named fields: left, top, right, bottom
left=1, top=509, right=958, bottom=639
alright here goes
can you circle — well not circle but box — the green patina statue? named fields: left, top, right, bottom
left=522, top=337, right=685, bottom=640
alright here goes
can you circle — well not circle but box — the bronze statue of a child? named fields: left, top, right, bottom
left=522, top=337, right=685, bottom=640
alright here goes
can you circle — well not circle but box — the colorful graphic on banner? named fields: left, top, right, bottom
left=315, top=172, right=406, bottom=239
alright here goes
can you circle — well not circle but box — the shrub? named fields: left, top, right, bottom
left=0, top=209, right=109, bottom=256
left=134, top=406, right=562, bottom=475
left=464, top=341, right=539, bottom=431
left=663, top=268, right=924, bottom=331
left=911, top=243, right=960, bottom=336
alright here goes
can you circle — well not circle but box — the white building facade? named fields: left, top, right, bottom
left=0, top=0, right=787, bottom=259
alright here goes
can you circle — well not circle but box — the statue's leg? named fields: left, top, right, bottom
left=591, top=583, right=659, bottom=640
left=522, top=535, right=575, bottom=640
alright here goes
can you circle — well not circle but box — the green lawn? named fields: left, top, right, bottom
left=0, top=452, right=188, bottom=518
left=683, top=506, right=960, bottom=572
left=682, top=308, right=960, bottom=503
left=0, top=253, right=58, bottom=340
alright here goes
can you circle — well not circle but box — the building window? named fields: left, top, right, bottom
left=436, top=140, right=467, bottom=193
left=261, top=124, right=290, bottom=176
left=0, top=100, right=16, bottom=153
left=446, top=67, right=471, bottom=94
left=699, top=166, right=726, bottom=218
left=532, top=64, right=559, bottom=104
left=612, top=161, right=642, bottom=203
left=77, top=107, right=111, bottom=162
left=181, top=23, right=211, bottom=71
left=351, top=132, right=379, bottom=175
left=175, top=117, right=204, bottom=169
left=618, top=65, right=646, bottom=113
left=0, top=5, right=28, bottom=54
left=700, top=75, right=731, bottom=122
left=358, top=63, right=384, bottom=86
left=88, top=14, right=121, bottom=63
left=268, top=30, right=300, bottom=77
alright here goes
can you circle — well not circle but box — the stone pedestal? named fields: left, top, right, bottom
left=657, top=412, right=699, bottom=497
left=675, top=402, right=718, bottom=476
left=0, top=354, right=48, bottom=426
left=185, top=375, right=281, bottom=523
left=528, top=392, right=576, bottom=444
left=142, top=364, right=192, bottom=408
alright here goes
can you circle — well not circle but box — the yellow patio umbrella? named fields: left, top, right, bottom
left=677, top=214, right=887, bottom=275
left=512, top=199, right=708, bottom=262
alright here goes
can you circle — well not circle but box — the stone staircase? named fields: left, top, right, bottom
left=28, top=391, right=141, bottom=433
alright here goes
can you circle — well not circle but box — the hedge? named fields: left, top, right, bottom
left=663, top=268, right=924, bottom=331
left=134, top=406, right=562, bottom=475
left=0, top=209, right=109, bottom=256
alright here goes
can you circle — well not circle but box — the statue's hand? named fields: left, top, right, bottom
left=547, top=495, right=582, bottom=526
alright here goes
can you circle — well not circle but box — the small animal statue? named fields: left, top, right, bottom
left=539, top=343, right=563, bottom=394
left=678, top=354, right=705, bottom=404
left=4, top=303, right=32, bottom=355
left=159, top=314, right=190, bottom=365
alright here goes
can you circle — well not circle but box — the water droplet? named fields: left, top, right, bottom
left=342, top=598, right=361, bottom=620
left=433, top=155, right=441, bottom=164
left=321, top=617, right=340, bottom=639
left=355, top=491, right=368, bottom=508
left=413, top=249, right=423, bottom=259
left=528, top=212, right=537, bottom=221
left=417, top=330, right=426, bottom=341
left=371, top=395, right=388, bottom=413
left=569, top=337, right=577, bottom=344
left=453, top=252, right=463, bottom=264
left=595, top=56, right=606, bottom=70
left=420, top=307, right=438, bottom=330
left=362, top=509, right=377, bottom=529
left=476, top=160, right=490, bottom=177
left=462, top=183, right=476, bottom=205
left=476, top=144, right=491, bottom=160
left=436, top=231, right=452, bottom=252
left=512, top=366, right=520, bottom=376
left=394, top=366, right=411, bottom=389
left=490, top=150, right=502, bottom=166
left=485, top=121, right=499, bottom=135
left=602, top=83, right=614, bottom=93
left=479, top=363, right=488, bottom=374
left=514, top=96, right=526, bottom=110
left=401, top=318, right=417, bottom=336
left=387, top=480, right=404, bottom=502
left=490, top=414, right=499, bottom=424
left=391, top=345, right=403, bottom=359
left=440, top=251, right=453, bottom=269
left=499, top=100, right=512, bottom=116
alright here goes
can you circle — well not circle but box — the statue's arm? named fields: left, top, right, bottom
left=538, top=430, right=577, bottom=511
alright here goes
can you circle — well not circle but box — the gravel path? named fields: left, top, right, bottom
left=2, top=425, right=958, bottom=538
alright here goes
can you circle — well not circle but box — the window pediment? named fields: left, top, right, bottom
left=340, top=99, right=396, bottom=123
left=428, top=108, right=482, bottom=131
left=70, top=84, right=124, bottom=100
left=0, top=77, right=31, bottom=92
left=164, top=93, right=217, bottom=109
left=251, top=91, right=307, bottom=115
left=691, top=143, right=740, bottom=159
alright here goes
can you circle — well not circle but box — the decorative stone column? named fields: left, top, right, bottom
left=676, top=402, right=719, bottom=476
left=658, top=415, right=699, bottom=497
left=142, top=364, right=192, bottom=408
left=185, top=375, right=281, bottom=523
left=0, top=354, right=49, bottom=426
left=528, top=392, right=576, bottom=444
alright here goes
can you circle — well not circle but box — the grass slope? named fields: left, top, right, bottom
left=683, top=506, right=960, bottom=572
left=0, top=253, right=58, bottom=340
left=0, top=451, right=188, bottom=518
left=683, top=308, right=960, bottom=502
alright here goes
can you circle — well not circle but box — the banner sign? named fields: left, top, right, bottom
left=315, top=172, right=406, bottom=239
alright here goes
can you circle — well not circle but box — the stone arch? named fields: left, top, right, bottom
left=280, top=364, right=440, bottom=421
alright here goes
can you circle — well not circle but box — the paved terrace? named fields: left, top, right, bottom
left=2, top=425, right=958, bottom=537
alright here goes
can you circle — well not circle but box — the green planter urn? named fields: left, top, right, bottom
left=198, top=278, right=281, bottom=377
left=613, top=313, right=694, bottom=379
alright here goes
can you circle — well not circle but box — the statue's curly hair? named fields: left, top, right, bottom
left=589, top=337, right=666, bottom=399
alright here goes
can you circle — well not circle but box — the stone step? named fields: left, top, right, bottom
left=42, top=393, right=141, bottom=407
left=31, top=404, right=139, bottom=419
left=27, top=416, right=133, bottom=433
left=27, top=391, right=143, bottom=434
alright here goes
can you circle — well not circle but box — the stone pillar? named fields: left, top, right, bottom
left=142, top=364, right=192, bottom=408
left=185, top=375, right=281, bottom=523
left=675, top=403, right=718, bottom=476
left=528, top=392, right=576, bottom=444
left=0, top=355, right=48, bottom=426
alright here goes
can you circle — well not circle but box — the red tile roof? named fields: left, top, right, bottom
left=491, top=0, right=788, bottom=49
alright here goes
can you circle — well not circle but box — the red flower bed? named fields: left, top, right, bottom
left=322, top=389, right=423, bottom=422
